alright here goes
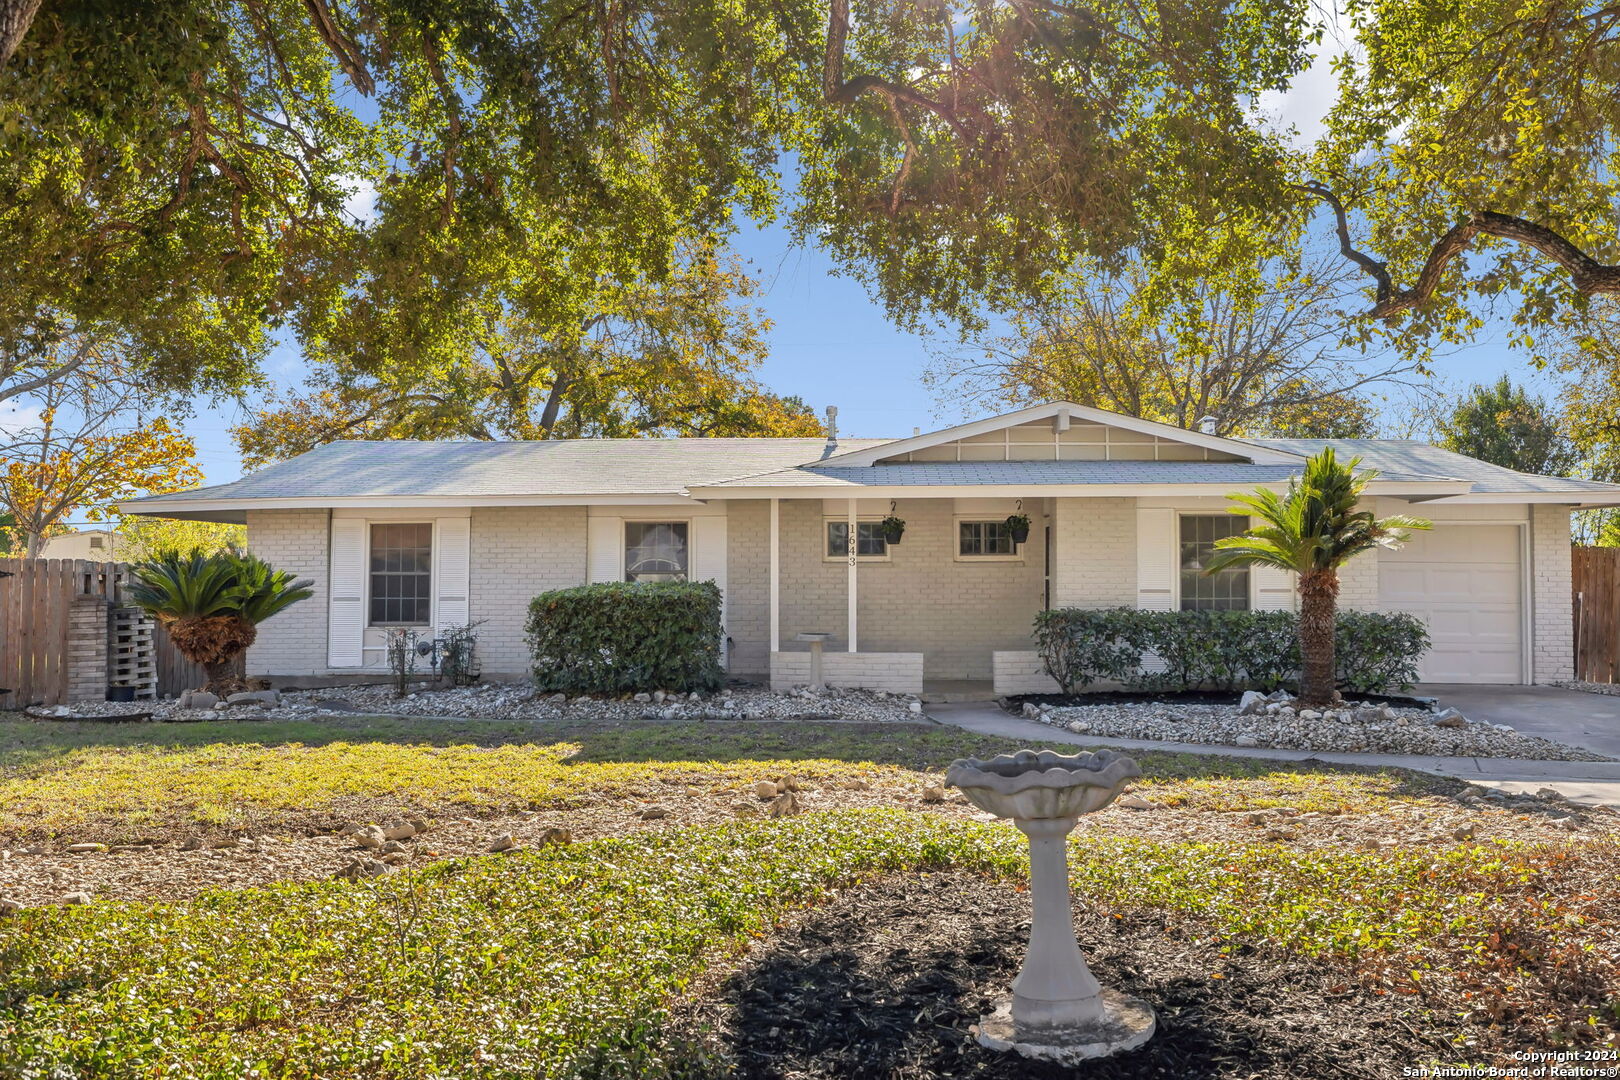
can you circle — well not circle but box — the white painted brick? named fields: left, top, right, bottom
left=1532, top=505, right=1573, bottom=682
left=991, top=650, right=1061, bottom=695
left=469, top=506, right=588, bottom=676
left=769, top=651, right=924, bottom=694
left=1050, top=498, right=1134, bottom=608
left=245, top=509, right=330, bottom=677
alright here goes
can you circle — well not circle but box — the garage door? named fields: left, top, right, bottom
left=1377, top=525, right=1523, bottom=684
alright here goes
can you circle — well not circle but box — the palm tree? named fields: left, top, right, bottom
left=1204, top=448, right=1430, bottom=705
left=127, top=549, right=313, bottom=692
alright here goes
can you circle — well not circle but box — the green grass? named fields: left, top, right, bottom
left=0, top=712, right=1455, bottom=840
left=2, top=811, right=1614, bottom=1078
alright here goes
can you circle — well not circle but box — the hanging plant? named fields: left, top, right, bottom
left=1004, top=512, right=1032, bottom=545
left=880, top=515, right=906, bottom=544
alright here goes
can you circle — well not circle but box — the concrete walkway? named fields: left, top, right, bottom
left=927, top=698, right=1620, bottom=808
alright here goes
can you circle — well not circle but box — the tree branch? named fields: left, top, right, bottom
left=300, top=0, right=374, bottom=95
left=0, top=0, right=42, bottom=68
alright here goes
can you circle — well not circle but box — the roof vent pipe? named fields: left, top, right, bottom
left=825, top=405, right=839, bottom=444
left=1197, top=415, right=1218, bottom=435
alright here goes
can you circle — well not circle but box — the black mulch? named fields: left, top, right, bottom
left=674, top=872, right=1453, bottom=1079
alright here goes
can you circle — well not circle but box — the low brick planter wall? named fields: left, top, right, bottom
left=769, top=651, right=924, bottom=695
left=991, top=651, right=1061, bottom=696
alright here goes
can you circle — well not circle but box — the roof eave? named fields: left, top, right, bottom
left=688, top=480, right=1474, bottom=499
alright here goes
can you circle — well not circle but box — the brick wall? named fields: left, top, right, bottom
left=1532, top=504, right=1574, bottom=682
left=1050, top=497, right=1135, bottom=608
left=245, top=509, right=330, bottom=677
left=469, top=506, right=589, bottom=676
left=65, top=597, right=109, bottom=703
left=1337, top=545, right=1380, bottom=611
left=991, top=650, right=1061, bottom=695
left=769, top=651, right=925, bottom=694
left=726, top=500, right=770, bottom=676
left=767, top=498, right=1047, bottom=680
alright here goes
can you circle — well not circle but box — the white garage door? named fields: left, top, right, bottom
left=1377, top=525, right=1523, bottom=684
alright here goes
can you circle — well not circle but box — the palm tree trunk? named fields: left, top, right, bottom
left=1297, top=568, right=1339, bottom=706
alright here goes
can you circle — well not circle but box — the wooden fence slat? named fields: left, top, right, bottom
left=1573, top=546, right=1620, bottom=684
left=0, top=558, right=238, bottom=707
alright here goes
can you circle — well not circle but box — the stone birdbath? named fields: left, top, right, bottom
left=945, top=748, right=1156, bottom=1063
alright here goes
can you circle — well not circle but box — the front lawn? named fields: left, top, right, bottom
left=1, top=713, right=1615, bottom=1076
left=0, top=712, right=1455, bottom=842
left=1, top=813, right=1616, bottom=1077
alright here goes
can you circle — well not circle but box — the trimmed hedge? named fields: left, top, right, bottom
left=1032, top=608, right=1429, bottom=696
left=527, top=581, right=724, bottom=694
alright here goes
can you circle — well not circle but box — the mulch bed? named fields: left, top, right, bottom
left=676, top=872, right=1452, bottom=1079
left=1011, top=690, right=1432, bottom=710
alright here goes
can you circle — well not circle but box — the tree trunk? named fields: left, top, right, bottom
left=0, top=0, right=42, bottom=67
left=1296, top=568, right=1339, bottom=706
left=24, top=530, right=42, bottom=558
left=202, top=657, right=245, bottom=694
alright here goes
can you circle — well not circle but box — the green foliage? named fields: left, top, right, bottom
left=527, top=581, right=723, bottom=695
left=127, top=549, right=313, bottom=626
left=1437, top=376, right=1573, bottom=477
left=0, top=813, right=1608, bottom=1075
left=1206, top=449, right=1432, bottom=578
left=1032, top=608, right=1429, bottom=695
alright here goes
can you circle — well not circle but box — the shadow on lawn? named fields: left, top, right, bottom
left=673, top=871, right=1447, bottom=1080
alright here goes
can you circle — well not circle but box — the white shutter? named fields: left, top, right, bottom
left=435, top=516, right=471, bottom=631
left=1252, top=565, right=1296, bottom=611
left=1135, top=508, right=1175, bottom=611
left=691, top=515, right=729, bottom=667
left=327, top=517, right=366, bottom=668
left=588, top=517, right=622, bottom=583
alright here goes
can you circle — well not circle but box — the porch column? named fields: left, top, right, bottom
left=847, top=497, right=858, bottom=652
left=769, top=497, right=780, bottom=653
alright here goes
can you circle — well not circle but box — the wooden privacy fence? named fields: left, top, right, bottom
left=1573, top=546, right=1620, bottom=683
left=0, top=559, right=220, bottom=708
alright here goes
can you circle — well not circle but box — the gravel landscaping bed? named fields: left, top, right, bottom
left=31, top=682, right=926, bottom=725
left=1017, top=693, right=1611, bottom=760
left=1553, top=679, right=1620, bottom=697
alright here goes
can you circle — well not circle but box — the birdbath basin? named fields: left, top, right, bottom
left=946, top=749, right=1156, bottom=1063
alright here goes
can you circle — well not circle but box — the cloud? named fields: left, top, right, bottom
left=1255, top=1, right=1359, bottom=148
left=343, top=176, right=379, bottom=223
left=0, top=399, right=44, bottom=438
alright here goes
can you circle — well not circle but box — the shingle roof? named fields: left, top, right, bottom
left=700, top=460, right=1457, bottom=489
left=130, top=438, right=891, bottom=503
left=1247, top=439, right=1620, bottom=495
left=121, top=430, right=1620, bottom=513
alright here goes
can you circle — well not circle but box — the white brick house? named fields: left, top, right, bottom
left=122, top=402, right=1620, bottom=695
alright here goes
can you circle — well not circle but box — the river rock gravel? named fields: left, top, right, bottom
left=31, top=682, right=925, bottom=725
left=1022, top=697, right=1609, bottom=760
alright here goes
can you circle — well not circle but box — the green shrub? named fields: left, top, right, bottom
left=527, top=581, right=724, bottom=694
left=1033, top=608, right=1429, bottom=696
left=1334, top=610, right=1429, bottom=695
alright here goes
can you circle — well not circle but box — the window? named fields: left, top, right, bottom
left=1179, top=514, right=1249, bottom=611
left=625, top=522, right=689, bottom=582
left=370, top=523, right=433, bottom=625
left=959, top=520, right=1017, bottom=557
left=825, top=520, right=888, bottom=560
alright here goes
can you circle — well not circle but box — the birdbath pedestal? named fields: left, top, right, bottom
left=793, top=632, right=833, bottom=689
left=945, top=749, right=1156, bottom=1064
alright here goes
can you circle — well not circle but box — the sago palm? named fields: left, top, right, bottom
left=1204, top=448, right=1430, bottom=705
left=127, top=548, right=313, bottom=692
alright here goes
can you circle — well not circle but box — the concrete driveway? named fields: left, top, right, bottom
left=1417, top=684, right=1620, bottom=760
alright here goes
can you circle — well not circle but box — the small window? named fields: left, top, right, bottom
left=626, top=522, right=689, bottom=582
left=959, top=520, right=1016, bottom=557
left=1179, top=515, right=1249, bottom=611
left=89, top=535, right=105, bottom=549
left=826, top=520, right=888, bottom=559
left=370, top=523, right=433, bottom=625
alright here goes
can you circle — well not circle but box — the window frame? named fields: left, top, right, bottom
left=1175, top=512, right=1251, bottom=612
left=954, top=517, right=1025, bottom=562
left=623, top=519, right=693, bottom=583
left=366, top=520, right=435, bottom=628
left=821, top=517, right=893, bottom=563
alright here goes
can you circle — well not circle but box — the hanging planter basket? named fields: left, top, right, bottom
left=880, top=515, right=906, bottom=545
left=1004, top=513, right=1032, bottom=546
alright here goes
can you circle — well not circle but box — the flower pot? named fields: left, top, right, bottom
left=883, top=529, right=904, bottom=546
left=1009, top=526, right=1030, bottom=545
